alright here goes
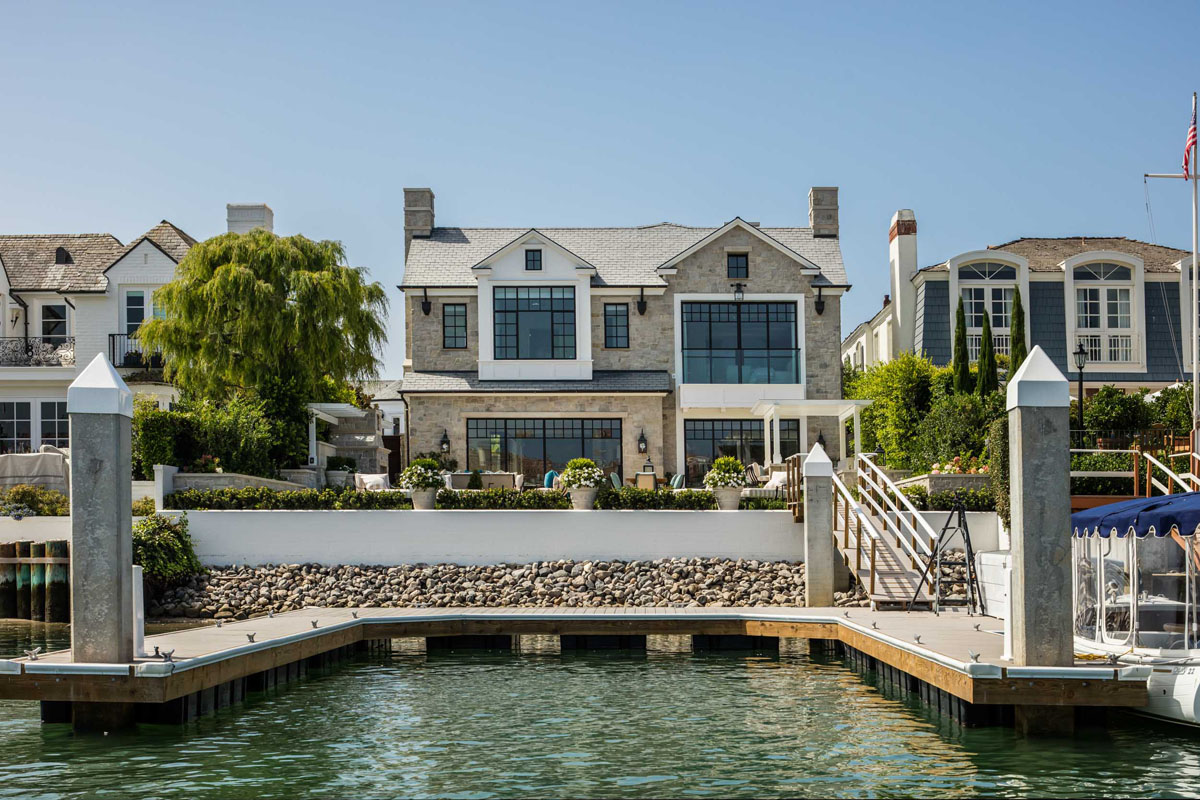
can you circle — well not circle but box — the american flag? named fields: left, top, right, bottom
left=1186, top=96, right=1197, bottom=180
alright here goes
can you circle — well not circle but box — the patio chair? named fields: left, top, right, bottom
left=635, top=472, right=657, bottom=491
left=543, top=469, right=558, bottom=489
left=669, top=473, right=685, bottom=490
left=609, top=473, right=622, bottom=490
left=354, top=472, right=392, bottom=492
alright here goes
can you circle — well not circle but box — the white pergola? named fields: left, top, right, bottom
left=748, top=398, right=873, bottom=466
left=306, top=402, right=368, bottom=467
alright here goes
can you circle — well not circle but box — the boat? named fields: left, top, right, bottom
left=1073, top=492, right=1200, bottom=726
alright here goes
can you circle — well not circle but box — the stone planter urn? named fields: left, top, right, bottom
left=713, top=487, right=742, bottom=510
left=411, top=489, right=438, bottom=510
left=325, top=470, right=353, bottom=489
left=568, top=487, right=600, bottom=510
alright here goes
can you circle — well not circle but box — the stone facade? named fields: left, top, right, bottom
left=407, top=294, right=478, bottom=371
left=589, top=293, right=673, bottom=371
left=407, top=393, right=666, bottom=478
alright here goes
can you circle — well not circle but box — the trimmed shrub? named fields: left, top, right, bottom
left=596, top=487, right=717, bottom=510
left=987, top=417, right=1010, bottom=529
left=4, top=484, right=69, bottom=516
left=132, top=496, right=156, bottom=516
left=900, top=485, right=996, bottom=512
left=436, top=488, right=571, bottom=509
left=412, top=450, right=458, bottom=472
left=1070, top=451, right=1135, bottom=495
left=133, top=513, right=203, bottom=593
left=132, top=398, right=201, bottom=481
left=164, top=487, right=412, bottom=510
left=467, top=470, right=483, bottom=490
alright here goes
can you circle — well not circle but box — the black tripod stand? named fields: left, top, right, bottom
left=907, top=495, right=987, bottom=616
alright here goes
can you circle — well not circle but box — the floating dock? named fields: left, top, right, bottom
left=0, top=606, right=1148, bottom=727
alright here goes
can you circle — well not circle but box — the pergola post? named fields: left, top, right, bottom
left=771, top=413, right=783, bottom=464
left=763, top=408, right=774, bottom=467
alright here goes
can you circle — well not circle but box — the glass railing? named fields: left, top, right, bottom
left=680, top=348, right=802, bottom=384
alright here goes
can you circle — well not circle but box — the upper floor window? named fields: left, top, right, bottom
left=443, top=303, right=467, bottom=349
left=42, top=304, right=67, bottom=346
left=957, top=262, right=1015, bottom=360
left=681, top=302, right=798, bottom=384
left=525, top=250, right=542, bottom=271
left=494, top=287, right=575, bottom=360
left=1073, top=263, right=1131, bottom=282
left=604, top=303, right=629, bottom=348
left=54, top=247, right=72, bottom=265
left=125, top=291, right=145, bottom=336
left=727, top=253, right=748, bottom=279
left=958, top=262, right=1015, bottom=281
left=1073, top=262, right=1134, bottom=363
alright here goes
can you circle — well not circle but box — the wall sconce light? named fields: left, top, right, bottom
left=440, top=429, right=450, bottom=453
left=637, top=429, right=648, bottom=454
left=421, top=288, right=432, bottom=316
left=8, top=311, right=17, bottom=329
left=817, top=432, right=826, bottom=450
left=814, top=287, right=826, bottom=315
left=731, top=282, right=745, bottom=302
left=636, top=287, right=647, bottom=316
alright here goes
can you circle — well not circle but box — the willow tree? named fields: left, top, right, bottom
left=1009, top=286, right=1027, bottom=374
left=952, top=297, right=971, bottom=393
left=976, top=310, right=999, bottom=396
left=138, top=229, right=388, bottom=465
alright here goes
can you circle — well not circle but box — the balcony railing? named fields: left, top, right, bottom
left=965, top=333, right=1010, bottom=362
left=0, top=337, right=74, bottom=367
left=109, top=333, right=163, bottom=369
left=680, top=348, right=802, bottom=384
left=1076, top=333, right=1137, bottom=364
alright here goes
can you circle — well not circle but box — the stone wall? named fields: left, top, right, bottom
left=407, top=294, right=478, bottom=371
left=406, top=393, right=667, bottom=477
left=174, top=472, right=308, bottom=492
left=589, top=293, right=673, bottom=371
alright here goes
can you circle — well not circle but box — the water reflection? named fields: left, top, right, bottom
left=0, top=621, right=1199, bottom=798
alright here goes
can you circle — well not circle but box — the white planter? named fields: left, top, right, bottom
left=411, top=489, right=438, bottom=510
left=325, top=470, right=354, bottom=489
left=713, top=487, right=743, bottom=510
left=568, top=487, right=600, bottom=510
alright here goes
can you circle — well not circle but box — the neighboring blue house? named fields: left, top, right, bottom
left=842, top=209, right=1194, bottom=394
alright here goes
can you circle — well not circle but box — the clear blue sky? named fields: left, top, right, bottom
left=2, top=1, right=1198, bottom=378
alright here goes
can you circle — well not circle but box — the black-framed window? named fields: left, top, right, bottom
left=40, top=401, right=68, bottom=448
left=727, top=253, right=748, bottom=279
left=0, top=402, right=31, bottom=455
left=494, top=287, right=575, bottom=359
left=466, top=418, right=622, bottom=484
left=525, top=249, right=542, bottom=271
left=443, top=303, right=467, bottom=349
left=681, top=301, right=799, bottom=384
left=683, top=419, right=800, bottom=486
left=42, top=304, right=67, bottom=346
left=125, top=291, right=145, bottom=336
left=604, top=303, right=629, bottom=348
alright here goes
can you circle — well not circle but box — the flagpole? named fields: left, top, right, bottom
left=1193, top=91, right=1199, bottom=438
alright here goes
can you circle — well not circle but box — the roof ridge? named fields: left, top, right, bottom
left=990, top=235, right=1188, bottom=252
left=0, top=233, right=119, bottom=239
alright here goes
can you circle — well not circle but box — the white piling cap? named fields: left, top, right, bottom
left=1006, top=345, right=1070, bottom=411
left=801, top=442, right=833, bottom=477
left=67, top=353, right=133, bottom=417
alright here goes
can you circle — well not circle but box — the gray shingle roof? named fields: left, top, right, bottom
left=402, top=223, right=847, bottom=288
left=0, top=234, right=124, bottom=291
left=381, top=370, right=672, bottom=396
left=920, top=236, right=1191, bottom=275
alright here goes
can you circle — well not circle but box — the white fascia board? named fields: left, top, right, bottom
left=470, top=229, right=598, bottom=273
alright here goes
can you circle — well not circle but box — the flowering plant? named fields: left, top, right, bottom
left=703, top=456, right=747, bottom=488
left=191, top=455, right=223, bottom=474
left=929, top=455, right=989, bottom=475
left=397, top=457, right=445, bottom=490
left=560, top=457, right=604, bottom=489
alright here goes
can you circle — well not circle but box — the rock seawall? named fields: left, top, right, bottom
left=149, top=558, right=868, bottom=618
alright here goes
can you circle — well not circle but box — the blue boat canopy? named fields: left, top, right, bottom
left=1072, top=492, right=1200, bottom=539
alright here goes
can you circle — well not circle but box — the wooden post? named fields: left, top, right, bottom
left=46, top=540, right=69, bottom=623
left=29, top=542, right=45, bottom=622
left=16, top=541, right=31, bottom=619
left=1133, top=448, right=1141, bottom=498
left=0, top=542, right=14, bottom=618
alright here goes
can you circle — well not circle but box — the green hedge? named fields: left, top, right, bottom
left=132, top=396, right=275, bottom=481
left=165, top=486, right=413, bottom=510
left=1070, top=452, right=1134, bottom=496
left=436, top=488, right=570, bottom=509
left=901, top=485, right=996, bottom=512
left=133, top=513, right=203, bottom=593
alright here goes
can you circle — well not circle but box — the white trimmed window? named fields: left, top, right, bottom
left=959, top=262, right=1015, bottom=361
left=1073, top=263, right=1134, bottom=363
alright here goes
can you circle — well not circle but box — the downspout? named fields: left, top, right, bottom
left=399, top=392, right=410, bottom=468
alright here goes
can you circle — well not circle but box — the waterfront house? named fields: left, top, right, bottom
left=841, top=209, right=1194, bottom=395
left=383, top=187, right=854, bottom=486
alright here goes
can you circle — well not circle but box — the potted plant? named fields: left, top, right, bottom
left=703, top=456, right=746, bottom=510
left=560, top=457, right=604, bottom=510
left=325, top=456, right=357, bottom=488
left=398, top=457, right=444, bottom=510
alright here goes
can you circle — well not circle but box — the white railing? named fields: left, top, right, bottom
left=856, top=453, right=937, bottom=575
left=831, top=471, right=881, bottom=595
left=965, top=332, right=1011, bottom=361
left=1075, top=333, right=1138, bottom=364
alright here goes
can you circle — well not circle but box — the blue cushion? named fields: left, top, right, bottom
left=544, top=470, right=558, bottom=489
left=610, top=473, right=622, bottom=490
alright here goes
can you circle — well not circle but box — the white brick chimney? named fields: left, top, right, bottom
left=226, top=204, right=274, bottom=234
left=889, top=209, right=917, bottom=353
left=808, top=187, right=839, bottom=238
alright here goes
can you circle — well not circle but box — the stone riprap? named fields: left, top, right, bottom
left=150, top=559, right=834, bottom=618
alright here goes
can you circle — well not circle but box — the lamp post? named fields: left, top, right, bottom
left=1073, top=342, right=1088, bottom=433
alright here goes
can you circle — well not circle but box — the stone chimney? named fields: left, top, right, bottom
left=226, top=204, right=274, bottom=234
left=889, top=209, right=918, bottom=353
left=404, top=188, right=435, bottom=257
left=808, top=187, right=838, bottom=238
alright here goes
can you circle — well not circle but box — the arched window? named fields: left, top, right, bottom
left=958, top=262, right=1015, bottom=361
left=54, top=247, right=72, bottom=265
left=1073, top=262, right=1133, bottom=362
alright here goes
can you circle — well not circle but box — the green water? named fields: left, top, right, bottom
left=2, top=624, right=1200, bottom=798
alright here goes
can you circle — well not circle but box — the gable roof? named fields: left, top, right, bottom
left=0, top=233, right=124, bottom=292
left=921, top=236, right=1190, bottom=275
left=67, top=220, right=197, bottom=293
left=657, top=217, right=823, bottom=274
left=402, top=222, right=848, bottom=288
left=470, top=228, right=598, bottom=274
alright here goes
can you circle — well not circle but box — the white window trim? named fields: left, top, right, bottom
left=946, top=251, right=1030, bottom=362
left=32, top=297, right=70, bottom=340
left=0, top=398, right=69, bottom=453
left=1062, top=251, right=1146, bottom=374
left=1176, top=257, right=1197, bottom=368
left=476, top=279, right=593, bottom=380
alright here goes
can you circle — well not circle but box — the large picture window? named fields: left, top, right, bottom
left=681, top=302, right=799, bottom=384
left=466, top=418, right=622, bottom=483
left=494, top=287, right=575, bottom=359
left=683, top=419, right=800, bottom=486
left=1073, top=263, right=1134, bottom=363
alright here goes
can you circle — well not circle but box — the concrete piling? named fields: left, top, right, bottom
left=0, top=542, right=14, bottom=618
left=15, top=541, right=30, bottom=620
left=29, top=542, right=45, bottom=622
left=802, top=443, right=836, bottom=607
left=45, top=540, right=69, bottom=623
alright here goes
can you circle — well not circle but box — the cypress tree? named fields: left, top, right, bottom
left=1009, top=286, right=1027, bottom=374
left=953, top=297, right=971, bottom=393
left=977, top=310, right=999, bottom=396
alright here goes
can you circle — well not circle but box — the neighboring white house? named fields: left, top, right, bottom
left=0, top=204, right=272, bottom=453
